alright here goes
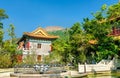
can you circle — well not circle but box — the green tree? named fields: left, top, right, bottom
left=0, top=54, right=12, bottom=68
left=0, top=9, right=8, bottom=20
left=1, top=24, right=18, bottom=67
left=8, top=24, right=16, bottom=43
left=51, top=22, right=89, bottom=67
left=0, top=9, right=8, bottom=47
left=52, top=38, right=71, bottom=65
left=50, top=3, right=120, bottom=69
left=83, top=4, right=119, bottom=62
left=107, top=3, right=120, bottom=19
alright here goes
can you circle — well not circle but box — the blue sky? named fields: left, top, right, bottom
left=0, top=0, right=118, bottom=39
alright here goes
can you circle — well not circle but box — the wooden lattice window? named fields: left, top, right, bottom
left=37, top=55, right=41, bottom=62
left=37, top=44, right=41, bottom=48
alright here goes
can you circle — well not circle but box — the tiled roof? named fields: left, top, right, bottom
left=23, top=27, right=59, bottom=39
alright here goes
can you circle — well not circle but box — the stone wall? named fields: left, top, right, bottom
left=78, top=59, right=116, bottom=73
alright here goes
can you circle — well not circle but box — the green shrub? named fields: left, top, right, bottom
left=23, top=52, right=37, bottom=65
left=0, top=54, right=12, bottom=68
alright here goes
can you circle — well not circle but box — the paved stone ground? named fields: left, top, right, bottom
left=10, top=71, right=87, bottom=78
left=0, top=72, right=18, bottom=78
left=0, top=68, right=17, bottom=78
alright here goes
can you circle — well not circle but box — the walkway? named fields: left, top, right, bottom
left=0, top=68, right=17, bottom=78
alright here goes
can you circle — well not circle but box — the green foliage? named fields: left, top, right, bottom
left=52, top=38, right=71, bottom=64
left=0, top=3, right=119, bottom=69
left=1, top=40, right=18, bottom=66
left=16, top=50, right=22, bottom=55
left=51, top=22, right=88, bottom=67
left=0, top=54, right=12, bottom=68
left=83, top=3, right=120, bottom=62
left=0, top=9, right=8, bottom=20
left=23, top=52, right=37, bottom=65
left=0, top=9, right=8, bottom=46
left=68, top=22, right=82, bottom=36
left=79, top=52, right=86, bottom=63
left=48, top=30, right=68, bottom=40
left=51, top=3, right=120, bottom=68
left=0, top=23, right=4, bottom=44
left=0, top=23, right=18, bottom=68
left=8, top=24, right=16, bottom=43
left=101, top=4, right=107, bottom=11
left=2, top=40, right=17, bottom=54
left=107, top=3, right=120, bottom=18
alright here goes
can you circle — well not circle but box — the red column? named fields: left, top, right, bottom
left=27, top=42, right=30, bottom=50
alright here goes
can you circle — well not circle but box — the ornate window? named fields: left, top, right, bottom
left=37, top=44, right=41, bottom=48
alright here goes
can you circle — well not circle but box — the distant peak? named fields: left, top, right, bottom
left=44, top=26, right=64, bottom=32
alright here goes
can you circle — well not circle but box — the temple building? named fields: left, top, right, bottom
left=17, top=27, right=59, bottom=62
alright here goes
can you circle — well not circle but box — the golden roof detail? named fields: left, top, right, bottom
left=23, top=27, right=59, bottom=39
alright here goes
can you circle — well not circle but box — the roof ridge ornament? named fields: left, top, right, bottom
left=22, top=27, right=59, bottom=39
left=32, top=27, right=48, bottom=36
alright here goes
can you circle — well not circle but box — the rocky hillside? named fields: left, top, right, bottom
left=44, top=26, right=66, bottom=38
left=44, top=26, right=64, bottom=32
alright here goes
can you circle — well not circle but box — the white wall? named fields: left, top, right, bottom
left=29, top=42, right=51, bottom=55
left=78, top=59, right=116, bottom=73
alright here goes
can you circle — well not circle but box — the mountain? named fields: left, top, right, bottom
left=44, top=26, right=64, bottom=32
left=44, top=26, right=66, bottom=38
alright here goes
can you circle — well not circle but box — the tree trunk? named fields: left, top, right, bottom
left=84, top=62, right=86, bottom=73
